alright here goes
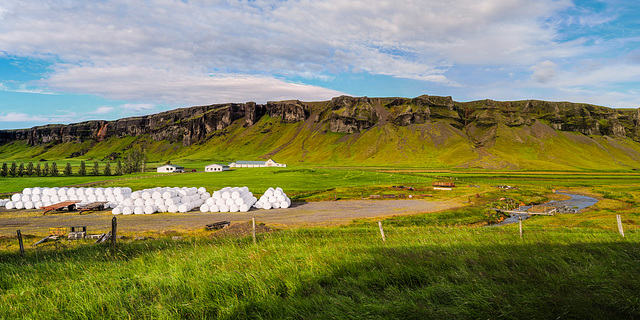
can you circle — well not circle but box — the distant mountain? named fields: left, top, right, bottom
left=1, top=95, right=640, bottom=170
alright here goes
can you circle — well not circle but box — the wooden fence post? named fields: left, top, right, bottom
left=17, top=230, right=24, bottom=257
left=252, top=217, right=256, bottom=244
left=111, top=216, right=117, bottom=247
left=617, top=214, right=625, bottom=238
left=519, top=216, right=523, bottom=239
left=378, top=221, right=386, bottom=242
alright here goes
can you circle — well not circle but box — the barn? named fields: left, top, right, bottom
left=205, top=163, right=230, bottom=172
left=157, top=164, right=184, bottom=173
left=229, top=159, right=286, bottom=168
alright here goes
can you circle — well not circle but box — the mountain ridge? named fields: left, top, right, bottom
left=1, top=95, right=640, bottom=170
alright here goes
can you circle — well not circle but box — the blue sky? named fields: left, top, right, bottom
left=1, top=0, right=639, bottom=129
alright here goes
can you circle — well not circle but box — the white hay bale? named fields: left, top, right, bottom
left=22, top=188, right=32, bottom=195
left=229, top=204, right=239, bottom=212
left=5, top=201, right=15, bottom=210
left=112, top=207, right=122, bottom=215
left=87, top=195, right=97, bottom=202
left=141, top=192, right=151, bottom=200
left=272, top=202, right=281, bottom=209
left=158, top=204, right=168, bottom=213
left=152, top=191, right=162, bottom=200
left=131, top=191, right=141, bottom=199
left=60, top=195, right=69, bottom=202
left=198, top=187, right=207, bottom=194
left=162, top=191, right=174, bottom=199
left=144, top=205, right=156, bottom=214
left=215, top=198, right=226, bottom=206
left=84, top=188, right=94, bottom=195
left=153, top=198, right=164, bottom=206
left=254, top=201, right=263, bottom=209
left=274, top=190, right=283, bottom=197
left=280, top=201, right=290, bottom=209
left=35, top=201, right=43, bottom=209
left=168, top=204, right=178, bottom=213
left=209, top=204, right=219, bottom=212
left=225, top=198, right=236, bottom=206
left=97, top=195, right=107, bottom=202
left=264, top=189, right=274, bottom=197
left=194, top=199, right=203, bottom=207
left=24, top=201, right=34, bottom=209
left=212, top=192, right=222, bottom=199
left=200, top=193, right=210, bottom=200
left=144, top=198, right=155, bottom=206
left=268, top=196, right=277, bottom=203
left=134, top=198, right=145, bottom=206
left=221, top=191, right=231, bottom=199
left=57, top=188, right=66, bottom=196
left=33, top=188, right=42, bottom=195
left=122, top=206, right=134, bottom=215
left=231, top=191, right=240, bottom=199
left=31, top=194, right=40, bottom=202
left=113, top=188, right=122, bottom=195
left=240, top=186, right=250, bottom=193
left=94, top=188, right=104, bottom=196
left=115, top=195, right=125, bottom=203
left=50, top=195, right=60, bottom=203
left=123, top=198, right=134, bottom=206
left=239, top=204, right=250, bottom=212
left=76, top=188, right=85, bottom=196
left=15, top=201, right=24, bottom=209
left=200, top=204, right=210, bottom=212
left=219, top=204, right=229, bottom=212
left=107, top=195, right=116, bottom=202
left=178, top=204, right=190, bottom=213
left=235, top=198, right=245, bottom=206
left=41, top=195, right=51, bottom=203
left=205, top=198, right=215, bottom=206
left=104, top=188, right=113, bottom=196
left=21, top=194, right=31, bottom=202
left=262, top=202, right=272, bottom=210
left=134, top=206, right=145, bottom=215
left=11, top=194, right=21, bottom=202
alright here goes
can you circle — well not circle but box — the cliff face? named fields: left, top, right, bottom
left=1, top=95, right=639, bottom=147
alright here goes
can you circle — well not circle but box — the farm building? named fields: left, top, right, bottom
left=205, top=163, right=230, bottom=172
left=229, top=159, right=286, bottom=168
left=157, top=164, right=184, bottom=173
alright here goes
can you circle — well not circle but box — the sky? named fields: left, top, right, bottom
left=0, top=0, right=639, bottom=129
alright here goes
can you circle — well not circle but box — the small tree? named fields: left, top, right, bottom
left=35, top=162, right=41, bottom=176
left=9, top=162, right=17, bottom=177
left=104, top=161, right=111, bottom=176
left=50, top=162, right=58, bottom=177
left=0, top=163, right=7, bottom=177
left=78, top=161, right=86, bottom=176
left=92, top=161, right=100, bottom=176
left=26, top=162, right=34, bottom=176
left=43, top=163, right=50, bottom=177
left=17, top=162, right=24, bottom=177
left=116, top=160, right=123, bottom=176
left=64, top=162, right=73, bottom=177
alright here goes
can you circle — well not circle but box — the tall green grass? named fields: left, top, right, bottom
left=0, top=225, right=638, bottom=319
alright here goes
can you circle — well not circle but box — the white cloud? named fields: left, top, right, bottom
left=120, top=104, right=155, bottom=112
left=93, top=106, right=115, bottom=114
left=530, top=60, right=558, bottom=83
left=0, top=111, right=77, bottom=123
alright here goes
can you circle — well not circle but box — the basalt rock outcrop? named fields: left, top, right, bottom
left=1, top=95, right=639, bottom=147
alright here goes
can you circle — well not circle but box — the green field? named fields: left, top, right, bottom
left=1, top=169, right=640, bottom=318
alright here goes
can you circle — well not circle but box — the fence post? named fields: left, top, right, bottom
left=617, top=214, right=625, bottom=238
left=378, top=221, right=386, bottom=242
left=519, top=216, right=523, bottom=239
left=17, top=230, right=24, bottom=257
left=111, top=217, right=117, bottom=247
left=252, top=217, right=256, bottom=244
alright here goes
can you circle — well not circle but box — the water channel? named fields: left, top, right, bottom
left=491, top=191, right=599, bottom=226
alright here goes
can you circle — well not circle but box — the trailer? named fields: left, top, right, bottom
left=42, top=201, right=80, bottom=215
left=77, top=201, right=108, bottom=213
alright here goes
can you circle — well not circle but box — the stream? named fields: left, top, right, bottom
left=491, top=191, right=599, bottom=226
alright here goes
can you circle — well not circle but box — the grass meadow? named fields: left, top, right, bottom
left=1, top=168, right=640, bottom=318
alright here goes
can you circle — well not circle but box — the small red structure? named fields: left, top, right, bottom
left=42, top=201, right=80, bottom=215
left=432, top=181, right=455, bottom=188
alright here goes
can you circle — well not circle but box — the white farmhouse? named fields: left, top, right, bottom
left=156, top=164, right=185, bottom=173
left=205, top=163, right=230, bottom=172
left=228, top=159, right=286, bottom=168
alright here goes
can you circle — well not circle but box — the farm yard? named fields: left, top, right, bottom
left=1, top=167, right=640, bottom=319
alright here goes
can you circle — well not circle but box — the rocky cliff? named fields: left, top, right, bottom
left=1, top=95, right=639, bottom=147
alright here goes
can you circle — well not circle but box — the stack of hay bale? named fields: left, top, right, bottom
left=201, top=187, right=257, bottom=213
left=254, top=187, right=291, bottom=209
left=1, top=187, right=132, bottom=211
left=112, top=187, right=210, bottom=215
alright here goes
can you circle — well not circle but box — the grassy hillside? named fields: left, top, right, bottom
left=2, top=116, right=640, bottom=171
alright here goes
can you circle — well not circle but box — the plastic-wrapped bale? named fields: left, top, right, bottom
left=209, top=204, right=219, bottom=212
left=5, top=201, right=15, bottom=210
left=122, top=206, right=134, bottom=215
left=200, top=204, right=210, bottom=213
left=112, top=207, right=123, bottom=215
left=134, top=206, right=145, bottom=215
left=144, top=205, right=157, bottom=214
left=11, top=194, right=21, bottom=202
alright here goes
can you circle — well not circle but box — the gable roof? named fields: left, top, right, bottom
left=233, top=160, right=267, bottom=165
left=205, top=163, right=229, bottom=167
left=158, top=164, right=184, bottom=169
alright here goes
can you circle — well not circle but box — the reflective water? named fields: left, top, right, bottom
left=490, top=192, right=598, bottom=226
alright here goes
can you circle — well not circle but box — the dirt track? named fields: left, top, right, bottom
left=0, top=199, right=460, bottom=237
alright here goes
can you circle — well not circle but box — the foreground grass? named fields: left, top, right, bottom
left=1, top=225, right=638, bottom=319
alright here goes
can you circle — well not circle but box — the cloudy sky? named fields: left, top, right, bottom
left=0, top=0, right=639, bottom=129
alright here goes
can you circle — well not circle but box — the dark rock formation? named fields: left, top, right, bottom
left=1, top=95, right=638, bottom=147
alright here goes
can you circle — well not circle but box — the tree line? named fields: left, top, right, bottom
left=0, top=152, right=147, bottom=178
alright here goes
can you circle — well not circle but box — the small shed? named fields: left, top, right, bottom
left=157, top=164, right=184, bottom=173
left=205, top=163, right=230, bottom=172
